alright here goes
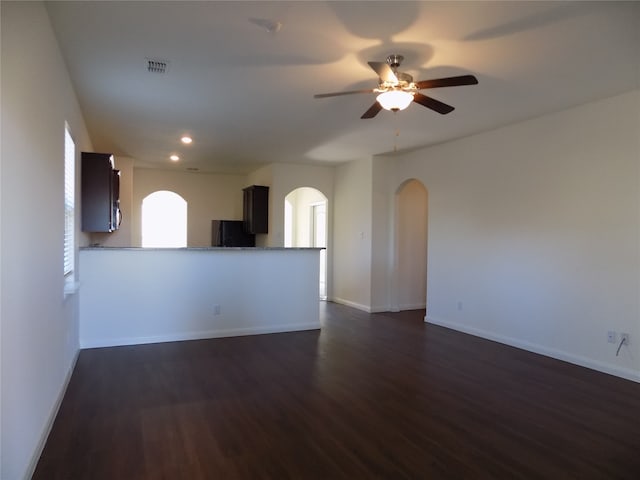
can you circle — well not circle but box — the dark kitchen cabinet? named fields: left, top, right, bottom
left=81, top=152, right=121, bottom=232
left=243, top=185, right=269, bottom=234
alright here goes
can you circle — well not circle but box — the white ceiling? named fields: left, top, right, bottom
left=46, top=1, right=640, bottom=173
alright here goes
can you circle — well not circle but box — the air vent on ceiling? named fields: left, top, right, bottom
left=146, top=58, right=169, bottom=74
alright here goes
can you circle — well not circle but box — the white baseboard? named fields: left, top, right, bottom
left=328, top=298, right=424, bottom=314
left=329, top=298, right=389, bottom=313
left=369, top=306, right=390, bottom=313
left=425, top=316, right=640, bottom=383
left=80, top=322, right=321, bottom=349
left=26, top=348, right=80, bottom=479
left=399, top=303, right=426, bottom=311
left=330, top=297, right=373, bottom=313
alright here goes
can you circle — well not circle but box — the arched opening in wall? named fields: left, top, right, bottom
left=393, top=179, right=428, bottom=312
left=284, top=187, right=328, bottom=300
left=142, top=190, right=187, bottom=248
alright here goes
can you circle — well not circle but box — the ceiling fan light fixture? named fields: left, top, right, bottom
left=376, top=90, right=414, bottom=112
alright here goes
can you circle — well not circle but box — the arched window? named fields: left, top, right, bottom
left=142, top=190, right=187, bottom=248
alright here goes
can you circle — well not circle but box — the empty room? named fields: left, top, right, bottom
left=2, top=1, right=639, bottom=479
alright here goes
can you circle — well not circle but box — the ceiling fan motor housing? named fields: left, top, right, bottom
left=386, top=54, right=404, bottom=69
left=383, top=55, right=413, bottom=88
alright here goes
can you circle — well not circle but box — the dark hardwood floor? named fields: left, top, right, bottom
left=34, top=302, right=640, bottom=479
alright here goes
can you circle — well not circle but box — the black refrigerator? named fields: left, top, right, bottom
left=211, top=220, right=255, bottom=247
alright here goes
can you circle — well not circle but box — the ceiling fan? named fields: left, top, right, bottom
left=314, top=54, right=478, bottom=119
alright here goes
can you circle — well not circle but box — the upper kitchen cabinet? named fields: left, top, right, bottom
left=243, top=185, right=269, bottom=234
left=81, top=152, right=120, bottom=232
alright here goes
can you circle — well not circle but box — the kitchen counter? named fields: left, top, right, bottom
left=81, top=246, right=323, bottom=251
left=79, top=247, right=321, bottom=348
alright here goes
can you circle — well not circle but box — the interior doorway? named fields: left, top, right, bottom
left=284, top=187, right=328, bottom=299
left=393, top=179, right=428, bottom=311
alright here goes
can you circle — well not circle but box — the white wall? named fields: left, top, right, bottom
left=386, top=90, right=640, bottom=381
left=249, top=163, right=334, bottom=248
left=287, top=187, right=327, bottom=247
left=247, top=163, right=334, bottom=296
left=132, top=168, right=247, bottom=247
left=332, top=158, right=373, bottom=311
left=396, top=180, right=428, bottom=310
left=369, top=160, right=429, bottom=313
left=1, top=2, right=92, bottom=478
left=370, top=156, right=393, bottom=312
left=79, top=249, right=320, bottom=348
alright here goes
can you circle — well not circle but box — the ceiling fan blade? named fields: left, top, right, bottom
left=314, top=88, right=376, bottom=99
left=415, top=75, right=478, bottom=90
left=367, top=61, right=398, bottom=83
left=361, top=102, right=383, bottom=119
left=413, top=93, right=455, bottom=114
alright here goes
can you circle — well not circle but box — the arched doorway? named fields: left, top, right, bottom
left=284, top=187, right=328, bottom=299
left=141, top=190, right=187, bottom=247
left=393, top=179, right=428, bottom=311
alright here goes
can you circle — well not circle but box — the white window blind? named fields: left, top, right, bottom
left=64, top=125, right=75, bottom=276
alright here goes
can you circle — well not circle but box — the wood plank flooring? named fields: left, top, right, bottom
left=34, top=302, right=640, bottom=479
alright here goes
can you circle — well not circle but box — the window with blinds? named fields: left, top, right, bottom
left=64, top=124, right=75, bottom=277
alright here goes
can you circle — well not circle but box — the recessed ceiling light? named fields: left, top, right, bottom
left=170, top=154, right=180, bottom=161
left=181, top=135, right=192, bottom=144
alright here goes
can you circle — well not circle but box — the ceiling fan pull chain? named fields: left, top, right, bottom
left=393, top=112, right=400, bottom=152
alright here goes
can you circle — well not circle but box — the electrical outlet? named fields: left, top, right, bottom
left=607, top=331, right=617, bottom=343
left=621, top=333, right=630, bottom=346
left=213, top=304, right=221, bottom=315
left=457, top=301, right=463, bottom=311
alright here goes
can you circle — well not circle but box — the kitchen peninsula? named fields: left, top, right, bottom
left=79, top=247, right=322, bottom=348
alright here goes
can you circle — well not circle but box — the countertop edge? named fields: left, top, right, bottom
left=80, top=246, right=324, bottom=251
